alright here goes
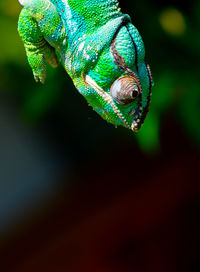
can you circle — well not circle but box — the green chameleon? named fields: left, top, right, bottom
left=18, top=0, right=153, bottom=132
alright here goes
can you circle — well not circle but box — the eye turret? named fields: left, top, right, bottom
left=110, top=75, right=139, bottom=105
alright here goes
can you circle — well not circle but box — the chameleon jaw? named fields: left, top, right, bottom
left=85, top=75, right=139, bottom=132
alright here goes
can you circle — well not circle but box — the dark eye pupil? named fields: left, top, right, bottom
left=132, top=90, right=138, bottom=98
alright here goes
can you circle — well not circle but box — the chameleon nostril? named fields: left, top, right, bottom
left=128, top=109, right=136, bottom=116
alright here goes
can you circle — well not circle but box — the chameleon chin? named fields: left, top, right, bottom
left=18, top=0, right=153, bottom=132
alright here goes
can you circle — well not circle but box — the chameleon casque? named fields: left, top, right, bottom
left=18, top=0, right=153, bottom=132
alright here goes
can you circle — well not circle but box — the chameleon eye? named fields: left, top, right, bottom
left=110, top=75, right=139, bottom=105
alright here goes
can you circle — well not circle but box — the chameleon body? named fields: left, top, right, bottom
left=18, top=0, right=153, bottom=131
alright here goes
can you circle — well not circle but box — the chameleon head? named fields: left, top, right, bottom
left=81, top=23, right=153, bottom=132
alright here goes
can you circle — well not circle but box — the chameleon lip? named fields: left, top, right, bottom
left=85, top=75, right=139, bottom=132
left=136, top=64, right=153, bottom=129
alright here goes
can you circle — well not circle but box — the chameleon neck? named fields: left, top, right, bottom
left=50, top=0, right=122, bottom=42
left=66, top=0, right=121, bottom=25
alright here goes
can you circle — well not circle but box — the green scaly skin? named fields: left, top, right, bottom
left=18, top=0, right=153, bottom=131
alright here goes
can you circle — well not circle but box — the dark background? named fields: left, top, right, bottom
left=0, top=0, right=200, bottom=271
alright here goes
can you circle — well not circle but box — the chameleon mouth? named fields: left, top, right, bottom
left=137, top=63, right=152, bottom=128
left=85, top=75, right=139, bottom=132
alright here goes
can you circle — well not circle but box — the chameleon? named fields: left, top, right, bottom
left=18, top=0, right=153, bottom=132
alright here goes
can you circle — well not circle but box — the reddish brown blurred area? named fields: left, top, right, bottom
left=1, top=122, right=200, bottom=272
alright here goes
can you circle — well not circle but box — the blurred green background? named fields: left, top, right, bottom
left=0, top=0, right=200, bottom=241
left=1, top=0, right=200, bottom=152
